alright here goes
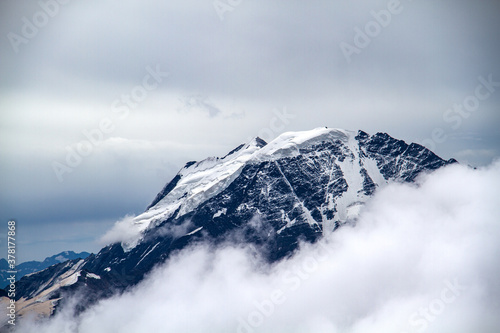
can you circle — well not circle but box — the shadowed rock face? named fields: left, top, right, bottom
left=9, top=128, right=456, bottom=318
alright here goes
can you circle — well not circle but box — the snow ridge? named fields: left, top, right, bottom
left=120, top=128, right=448, bottom=251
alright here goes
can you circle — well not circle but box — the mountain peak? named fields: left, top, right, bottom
left=127, top=128, right=455, bottom=252
left=250, top=136, right=267, bottom=148
left=11, top=128, right=457, bottom=320
left=257, top=127, right=353, bottom=158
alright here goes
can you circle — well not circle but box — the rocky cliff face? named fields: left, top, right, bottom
left=9, top=128, right=456, bottom=317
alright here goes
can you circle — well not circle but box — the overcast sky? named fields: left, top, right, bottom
left=1, top=0, right=499, bottom=262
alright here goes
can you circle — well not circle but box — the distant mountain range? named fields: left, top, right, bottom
left=0, top=251, right=90, bottom=288
left=3, top=128, right=456, bottom=323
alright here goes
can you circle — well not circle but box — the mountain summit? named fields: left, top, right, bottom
left=7, top=128, right=456, bottom=320
left=118, top=128, right=455, bottom=254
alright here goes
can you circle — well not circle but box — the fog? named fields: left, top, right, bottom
left=16, top=161, right=500, bottom=332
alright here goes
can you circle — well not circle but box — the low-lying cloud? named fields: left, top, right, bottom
left=17, top=161, right=500, bottom=332
left=99, top=215, right=140, bottom=247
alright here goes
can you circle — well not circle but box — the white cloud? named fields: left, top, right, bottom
left=99, top=215, right=141, bottom=247
left=16, top=161, right=500, bottom=332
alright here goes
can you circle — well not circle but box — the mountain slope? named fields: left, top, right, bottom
left=0, top=251, right=90, bottom=288
left=7, top=128, right=456, bottom=320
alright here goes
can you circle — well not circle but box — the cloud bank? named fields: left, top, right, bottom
left=99, top=215, right=142, bottom=248
left=17, top=161, right=500, bottom=332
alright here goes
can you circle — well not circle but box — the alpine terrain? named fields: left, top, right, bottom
left=0, top=251, right=90, bottom=289
left=4, top=128, right=456, bottom=322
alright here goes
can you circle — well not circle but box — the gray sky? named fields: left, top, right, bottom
left=1, top=0, right=499, bottom=261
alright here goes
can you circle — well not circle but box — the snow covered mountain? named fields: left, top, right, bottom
left=0, top=251, right=90, bottom=288
left=6, top=128, right=456, bottom=319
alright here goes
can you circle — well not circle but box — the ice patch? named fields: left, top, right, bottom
left=213, top=208, right=227, bottom=218
left=186, top=227, right=203, bottom=236
left=86, top=273, right=101, bottom=280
